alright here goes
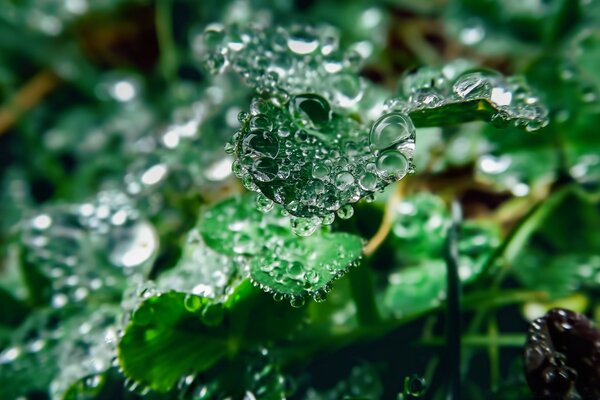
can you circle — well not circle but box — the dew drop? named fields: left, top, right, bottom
left=452, top=72, right=491, bottom=99
left=286, top=27, right=319, bottom=55
left=252, top=158, right=279, bottom=182
left=369, top=112, right=415, bottom=154
left=201, top=303, right=224, bottom=326
left=336, top=204, right=354, bottom=220
left=289, top=94, right=332, bottom=129
left=376, top=150, right=409, bottom=181
left=290, top=295, right=306, bottom=308
left=335, top=172, right=355, bottom=191
left=358, top=172, right=378, bottom=191
left=256, top=194, right=274, bottom=213
left=184, top=294, right=202, bottom=312
left=403, top=375, right=426, bottom=397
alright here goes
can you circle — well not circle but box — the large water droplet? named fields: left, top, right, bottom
left=289, top=94, right=332, bottom=129
left=287, top=27, right=319, bottom=55
left=376, top=149, right=409, bottom=181
left=369, top=112, right=415, bottom=154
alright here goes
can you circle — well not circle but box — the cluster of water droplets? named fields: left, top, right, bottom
left=197, top=196, right=363, bottom=306
left=158, top=230, right=241, bottom=301
left=123, top=77, right=249, bottom=212
left=20, top=190, right=158, bottom=307
left=0, top=306, right=121, bottom=400
left=229, top=94, right=415, bottom=224
left=249, top=236, right=363, bottom=307
left=197, top=22, right=367, bottom=106
left=49, top=306, right=120, bottom=400
left=176, top=347, right=287, bottom=399
left=388, top=65, right=549, bottom=132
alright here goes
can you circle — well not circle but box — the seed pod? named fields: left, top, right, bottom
left=524, top=308, right=600, bottom=399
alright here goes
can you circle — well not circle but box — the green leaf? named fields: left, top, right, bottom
left=199, top=196, right=364, bottom=302
left=118, top=281, right=305, bottom=392
left=398, top=67, right=549, bottom=131
left=117, top=292, right=231, bottom=392
left=249, top=231, right=363, bottom=300
left=383, top=195, right=500, bottom=318
left=232, top=96, right=414, bottom=220
left=0, top=306, right=119, bottom=400
left=511, top=188, right=600, bottom=297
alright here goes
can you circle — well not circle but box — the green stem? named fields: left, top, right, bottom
left=155, top=0, right=178, bottom=82
left=348, top=261, right=381, bottom=326
left=444, top=201, right=462, bottom=400
left=419, top=334, right=526, bottom=348
left=487, top=318, right=500, bottom=391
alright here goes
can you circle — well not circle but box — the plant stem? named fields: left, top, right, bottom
left=444, top=200, right=462, bottom=400
left=363, top=181, right=405, bottom=256
left=155, top=0, right=178, bottom=82
left=487, top=317, right=500, bottom=391
left=0, top=69, right=60, bottom=135
left=419, top=333, right=526, bottom=348
left=348, top=261, right=381, bottom=326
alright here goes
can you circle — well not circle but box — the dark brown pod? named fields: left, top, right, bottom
left=524, top=308, right=600, bottom=400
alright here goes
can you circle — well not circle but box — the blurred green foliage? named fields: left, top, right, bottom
left=1, top=0, right=599, bottom=399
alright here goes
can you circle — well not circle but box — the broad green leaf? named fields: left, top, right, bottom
left=118, top=292, right=230, bottom=392
left=0, top=306, right=119, bottom=400
left=198, top=196, right=364, bottom=302
left=174, top=348, right=287, bottom=400
left=475, top=53, right=600, bottom=194
left=118, top=282, right=304, bottom=392
left=157, top=230, right=239, bottom=300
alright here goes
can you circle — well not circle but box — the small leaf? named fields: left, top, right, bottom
left=249, top=231, right=363, bottom=299
left=397, top=67, right=549, bottom=131
left=198, top=195, right=364, bottom=302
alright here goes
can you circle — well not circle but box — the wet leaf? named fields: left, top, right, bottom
left=199, top=195, right=363, bottom=303
left=117, top=292, right=230, bottom=392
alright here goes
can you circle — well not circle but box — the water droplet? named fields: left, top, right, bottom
left=290, top=295, right=306, bottom=308
left=403, top=375, right=426, bottom=397
left=287, top=27, right=319, bottom=55
left=255, top=194, right=274, bottom=213
left=329, top=73, right=364, bottom=108
left=452, top=72, right=492, bottom=99
left=376, top=150, right=409, bottom=181
left=201, top=303, right=224, bottom=326
left=358, top=172, right=378, bottom=191
left=336, top=204, right=354, bottom=220
left=287, top=261, right=305, bottom=278
left=184, top=295, right=202, bottom=312
left=290, top=216, right=321, bottom=237
left=335, top=172, right=355, bottom=191
left=289, top=94, right=332, bottom=129
left=252, top=158, right=279, bottom=182
left=321, top=213, right=335, bottom=225
left=369, top=112, right=415, bottom=154
left=242, top=131, right=279, bottom=158
left=312, top=164, right=330, bottom=179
